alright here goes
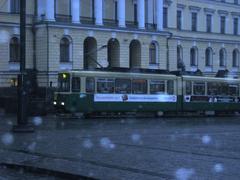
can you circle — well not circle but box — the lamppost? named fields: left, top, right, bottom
left=12, top=0, right=34, bottom=132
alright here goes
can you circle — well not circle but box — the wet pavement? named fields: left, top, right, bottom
left=0, top=114, right=240, bottom=179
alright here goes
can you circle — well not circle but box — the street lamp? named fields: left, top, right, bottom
left=12, top=0, right=34, bottom=132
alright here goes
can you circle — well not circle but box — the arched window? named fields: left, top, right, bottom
left=9, top=37, right=20, bottom=62
left=205, top=48, right=213, bottom=67
left=60, top=37, right=70, bottom=62
left=177, top=45, right=183, bottom=69
left=149, top=42, right=158, bottom=64
left=232, top=49, right=239, bottom=67
left=190, top=47, right=198, bottom=66
left=219, top=48, right=226, bottom=67
left=129, top=40, right=141, bottom=69
left=107, top=38, right=120, bottom=68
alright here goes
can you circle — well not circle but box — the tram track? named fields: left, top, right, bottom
left=115, top=142, right=240, bottom=162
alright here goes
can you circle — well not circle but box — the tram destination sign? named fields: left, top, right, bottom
left=94, top=94, right=177, bottom=102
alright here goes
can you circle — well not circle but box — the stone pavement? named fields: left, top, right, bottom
left=0, top=114, right=240, bottom=179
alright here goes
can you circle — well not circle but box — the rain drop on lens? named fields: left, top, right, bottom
left=1, top=133, right=14, bottom=146
left=100, top=137, right=115, bottom=150
left=83, top=139, right=93, bottom=149
left=201, top=135, right=211, bottom=145
left=32, top=116, right=43, bottom=126
left=175, top=168, right=195, bottom=180
left=213, top=163, right=224, bottom=173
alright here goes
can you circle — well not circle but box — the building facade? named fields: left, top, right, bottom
left=0, top=0, right=239, bottom=89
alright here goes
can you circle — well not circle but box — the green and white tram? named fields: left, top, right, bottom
left=182, top=75, right=240, bottom=113
left=53, top=69, right=240, bottom=115
left=53, top=70, right=178, bottom=114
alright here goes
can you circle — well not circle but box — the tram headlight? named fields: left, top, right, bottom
left=61, top=102, right=65, bottom=106
left=53, top=101, right=57, bottom=105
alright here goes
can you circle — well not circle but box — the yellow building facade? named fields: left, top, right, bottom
left=0, top=0, right=239, bottom=88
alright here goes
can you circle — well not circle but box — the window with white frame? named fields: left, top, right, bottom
left=9, top=37, right=20, bottom=62
left=177, top=10, right=182, bottom=30
left=190, top=47, right=198, bottom=66
left=220, top=16, right=226, bottom=34
left=149, top=42, right=158, bottom=65
left=60, top=37, right=71, bottom=63
left=219, top=48, right=227, bottom=67
left=206, top=14, right=212, bottom=33
left=205, top=48, right=213, bottom=67
left=233, top=18, right=238, bottom=35
left=232, top=49, right=239, bottom=67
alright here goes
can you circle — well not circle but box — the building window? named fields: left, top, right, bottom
left=177, top=10, right=182, bottom=30
left=220, top=16, right=226, bottom=34
left=134, top=3, right=138, bottom=25
left=219, top=48, right=226, bottom=67
left=163, top=7, right=168, bottom=28
left=233, top=18, right=238, bottom=35
left=191, top=12, right=197, bottom=31
left=9, top=37, right=20, bottom=62
left=149, top=42, right=158, bottom=64
left=190, top=47, right=198, bottom=66
left=177, top=45, right=184, bottom=69
left=115, top=1, right=118, bottom=22
left=232, top=49, right=239, bottom=67
left=92, top=0, right=95, bottom=20
left=10, top=0, right=20, bottom=13
left=206, top=14, right=212, bottom=33
left=205, top=48, right=213, bottom=67
left=60, top=37, right=70, bottom=63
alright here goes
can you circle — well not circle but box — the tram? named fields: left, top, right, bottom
left=53, top=69, right=240, bottom=115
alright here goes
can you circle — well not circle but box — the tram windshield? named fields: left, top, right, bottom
left=58, top=73, right=70, bottom=92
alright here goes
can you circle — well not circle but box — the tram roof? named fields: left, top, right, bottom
left=63, top=68, right=177, bottom=77
left=182, top=75, right=240, bottom=83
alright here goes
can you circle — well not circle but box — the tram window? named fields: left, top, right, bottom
left=72, top=77, right=80, bottom=92
left=97, top=78, right=115, bottom=93
left=207, top=82, right=218, bottom=95
left=86, top=77, right=95, bottom=93
left=150, top=80, right=165, bottom=94
left=58, top=73, right=70, bottom=92
left=132, top=79, right=147, bottom=94
left=193, top=82, right=205, bottom=95
left=228, top=84, right=238, bottom=96
left=220, top=83, right=228, bottom=96
left=186, top=81, right=192, bottom=95
left=167, top=80, right=174, bottom=95
left=115, top=79, right=131, bottom=94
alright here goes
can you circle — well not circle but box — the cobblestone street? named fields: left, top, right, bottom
left=0, top=115, right=240, bottom=179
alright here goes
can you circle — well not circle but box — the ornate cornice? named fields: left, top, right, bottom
left=203, top=8, right=216, bottom=14
left=177, top=3, right=186, bottom=10
left=189, top=6, right=201, bottom=12
left=217, top=10, right=229, bottom=16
